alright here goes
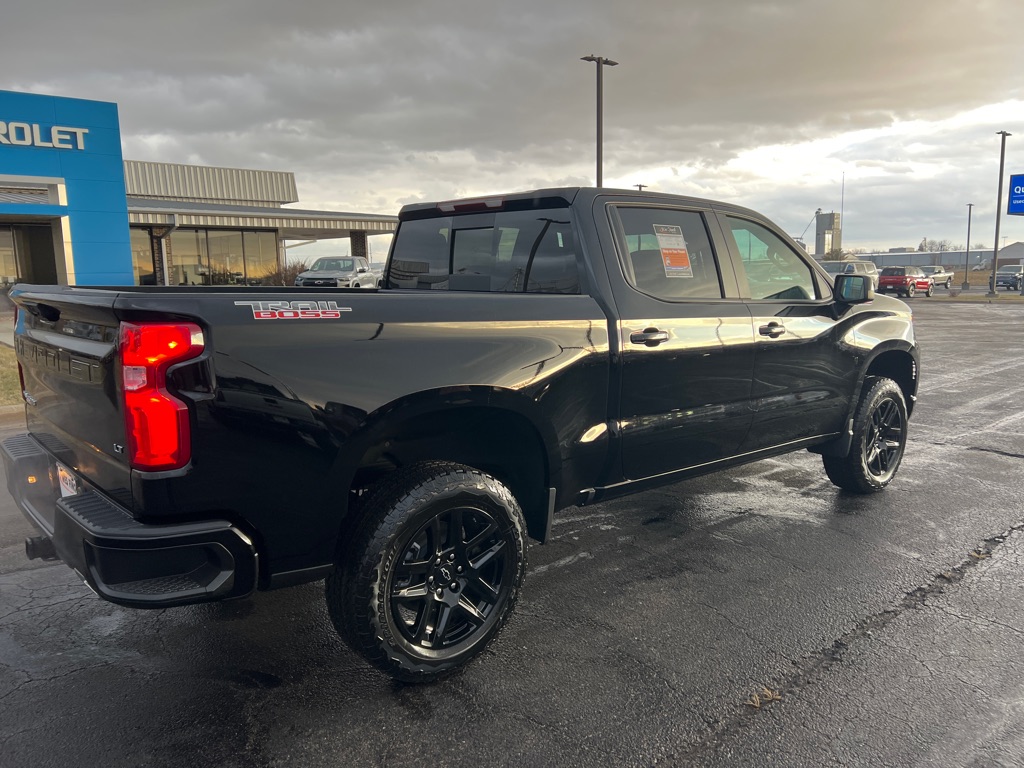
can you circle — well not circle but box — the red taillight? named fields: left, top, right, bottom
left=119, top=322, right=205, bottom=471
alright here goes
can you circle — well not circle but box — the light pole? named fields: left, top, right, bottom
left=580, top=54, right=618, bottom=187
left=988, top=130, right=1011, bottom=297
left=962, top=203, right=973, bottom=289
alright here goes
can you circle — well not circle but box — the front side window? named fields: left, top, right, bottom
left=614, top=207, right=723, bottom=300
left=725, top=217, right=817, bottom=301
left=388, top=208, right=579, bottom=294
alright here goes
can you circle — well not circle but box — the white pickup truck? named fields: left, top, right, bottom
left=293, top=256, right=382, bottom=288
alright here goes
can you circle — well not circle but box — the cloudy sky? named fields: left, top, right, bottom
left=3, top=0, right=1023, bottom=254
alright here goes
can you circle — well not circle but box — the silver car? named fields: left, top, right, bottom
left=294, top=256, right=380, bottom=289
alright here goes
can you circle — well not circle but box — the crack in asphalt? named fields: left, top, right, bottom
left=966, top=446, right=1024, bottom=461
left=669, top=522, right=1024, bottom=766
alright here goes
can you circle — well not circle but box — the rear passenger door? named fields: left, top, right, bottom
left=602, top=201, right=756, bottom=480
left=718, top=213, right=856, bottom=451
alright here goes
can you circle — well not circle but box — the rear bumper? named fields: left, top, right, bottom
left=1, top=434, right=258, bottom=608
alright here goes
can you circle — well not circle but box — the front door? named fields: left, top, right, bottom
left=719, top=214, right=856, bottom=452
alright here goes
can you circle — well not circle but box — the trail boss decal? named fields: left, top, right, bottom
left=234, top=300, right=352, bottom=320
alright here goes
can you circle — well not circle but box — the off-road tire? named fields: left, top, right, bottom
left=823, top=376, right=908, bottom=494
left=327, top=462, right=527, bottom=683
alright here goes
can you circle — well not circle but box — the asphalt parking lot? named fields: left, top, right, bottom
left=2, top=299, right=1023, bottom=767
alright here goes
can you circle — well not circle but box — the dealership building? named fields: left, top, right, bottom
left=0, top=89, right=397, bottom=287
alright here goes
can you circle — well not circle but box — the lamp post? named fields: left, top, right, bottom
left=988, top=130, right=1011, bottom=297
left=962, top=203, right=973, bottom=290
left=580, top=54, right=618, bottom=187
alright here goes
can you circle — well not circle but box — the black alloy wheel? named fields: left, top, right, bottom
left=823, top=376, right=908, bottom=493
left=327, top=462, right=527, bottom=682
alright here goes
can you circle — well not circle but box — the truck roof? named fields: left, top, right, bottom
left=397, top=187, right=767, bottom=222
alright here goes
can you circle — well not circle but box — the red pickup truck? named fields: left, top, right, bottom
left=878, top=266, right=934, bottom=298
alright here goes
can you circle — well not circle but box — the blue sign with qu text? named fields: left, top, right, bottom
left=1010, top=174, right=1024, bottom=216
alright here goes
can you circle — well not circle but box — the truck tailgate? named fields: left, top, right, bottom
left=12, top=287, right=133, bottom=518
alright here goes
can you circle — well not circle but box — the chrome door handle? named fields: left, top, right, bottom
left=758, top=322, right=786, bottom=338
left=630, top=329, right=670, bottom=346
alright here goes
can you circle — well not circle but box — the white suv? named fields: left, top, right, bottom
left=820, top=260, right=879, bottom=290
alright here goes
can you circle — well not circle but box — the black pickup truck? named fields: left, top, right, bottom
left=2, top=188, right=919, bottom=681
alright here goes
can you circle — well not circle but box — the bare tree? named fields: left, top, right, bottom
left=262, top=260, right=309, bottom=286
left=920, top=238, right=955, bottom=252
left=823, top=248, right=845, bottom=262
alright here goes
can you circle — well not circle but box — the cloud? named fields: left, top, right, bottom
left=2, top=0, right=1022, bottom=249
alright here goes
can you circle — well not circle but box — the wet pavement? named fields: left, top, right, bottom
left=2, top=300, right=1023, bottom=767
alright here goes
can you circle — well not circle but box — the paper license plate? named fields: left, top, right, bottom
left=57, top=463, right=78, bottom=498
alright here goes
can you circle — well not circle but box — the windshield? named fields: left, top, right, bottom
left=921, top=266, right=939, bottom=274
left=820, top=262, right=845, bottom=273
left=310, top=258, right=355, bottom=272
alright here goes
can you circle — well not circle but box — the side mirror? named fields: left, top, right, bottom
left=835, top=273, right=874, bottom=304
left=357, top=267, right=367, bottom=273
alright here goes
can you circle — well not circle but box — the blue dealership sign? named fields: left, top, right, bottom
left=1010, top=174, right=1024, bottom=216
left=0, top=90, right=132, bottom=284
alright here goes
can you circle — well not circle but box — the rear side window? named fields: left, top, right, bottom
left=614, top=207, right=723, bottom=300
left=387, top=209, right=579, bottom=294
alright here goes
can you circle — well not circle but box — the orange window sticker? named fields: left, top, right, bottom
left=653, top=224, right=693, bottom=278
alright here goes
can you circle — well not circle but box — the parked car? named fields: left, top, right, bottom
left=990, top=265, right=1024, bottom=291
left=920, top=265, right=954, bottom=289
left=294, top=256, right=378, bottom=288
left=878, top=266, right=934, bottom=298
left=2, top=187, right=919, bottom=682
left=819, top=260, right=879, bottom=290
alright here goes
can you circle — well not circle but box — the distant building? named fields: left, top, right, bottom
left=848, top=244, right=1024, bottom=271
left=815, top=211, right=841, bottom=256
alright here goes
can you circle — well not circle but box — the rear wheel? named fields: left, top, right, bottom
left=823, top=377, right=908, bottom=494
left=327, top=462, right=527, bottom=682
left=906, top=284, right=916, bottom=298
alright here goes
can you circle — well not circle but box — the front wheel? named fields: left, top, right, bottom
left=823, top=376, right=908, bottom=493
left=926, top=283, right=934, bottom=297
left=945, top=278, right=952, bottom=289
left=327, top=462, right=527, bottom=682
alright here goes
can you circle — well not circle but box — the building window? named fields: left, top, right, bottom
left=129, top=228, right=156, bottom=285
left=0, top=227, right=17, bottom=286
left=207, top=230, right=245, bottom=285
left=169, top=229, right=209, bottom=286
left=168, top=228, right=279, bottom=286
left=243, top=231, right=278, bottom=285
